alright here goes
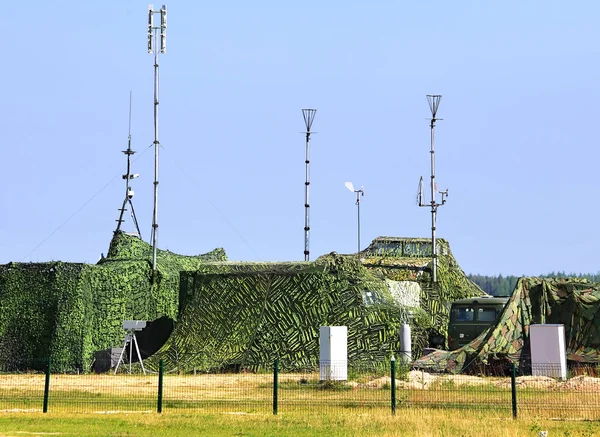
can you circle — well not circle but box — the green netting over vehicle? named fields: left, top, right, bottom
left=414, top=277, right=600, bottom=373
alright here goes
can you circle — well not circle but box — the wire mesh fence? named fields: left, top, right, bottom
left=0, top=358, right=599, bottom=418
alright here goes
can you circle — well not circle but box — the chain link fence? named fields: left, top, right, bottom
left=0, top=358, right=598, bottom=419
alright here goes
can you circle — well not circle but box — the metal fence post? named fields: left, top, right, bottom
left=273, top=359, right=279, bottom=415
left=43, top=358, right=51, bottom=413
left=157, top=359, right=164, bottom=413
left=511, top=362, right=517, bottom=419
left=391, top=356, right=396, bottom=415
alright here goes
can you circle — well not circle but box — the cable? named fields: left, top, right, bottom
left=168, top=156, right=262, bottom=260
left=20, top=145, right=153, bottom=262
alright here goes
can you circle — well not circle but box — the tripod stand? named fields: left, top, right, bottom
left=114, top=329, right=146, bottom=375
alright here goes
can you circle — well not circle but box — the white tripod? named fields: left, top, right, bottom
left=114, top=321, right=147, bottom=375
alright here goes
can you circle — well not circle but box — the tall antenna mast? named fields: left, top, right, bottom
left=417, top=95, right=448, bottom=283
left=115, top=91, right=142, bottom=238
left=302, top=109, right=316, bottom=261
left=148, top=4, right=167, bottom=271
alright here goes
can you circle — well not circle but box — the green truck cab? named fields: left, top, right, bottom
left=447, top=296, right=509, bottom=350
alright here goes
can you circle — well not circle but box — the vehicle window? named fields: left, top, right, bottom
left=451, top=306, right=474, bottom=322
left=477, top=308, right=496, bottom=322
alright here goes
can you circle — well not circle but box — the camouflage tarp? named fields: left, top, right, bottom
left=413, top=277, right=600, bottom=373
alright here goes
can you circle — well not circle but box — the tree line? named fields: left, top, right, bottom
left=467, top=272, right=600, bottom=297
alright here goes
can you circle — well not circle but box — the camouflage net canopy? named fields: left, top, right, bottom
left=0, top=233, right=482, bottom=372
left=152, top=255, right=409, bottom=371
left=360, top=237, right=484, bottom=343
left=151, top=237, right=484, bottom=372
left=414, top=278, right=600, bottom=373
left=0, top=233, right=226, bottom=371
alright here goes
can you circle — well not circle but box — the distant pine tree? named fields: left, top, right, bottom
left=467, top=272, right=597, bottom=296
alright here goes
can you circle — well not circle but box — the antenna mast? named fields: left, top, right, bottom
left=115, top=91, right=142, bottom=238
left=417, top=95, right=448, bottom=283
left=148, top=4, right=167, bottom=272
left=302, top=109, right=316, bottom=261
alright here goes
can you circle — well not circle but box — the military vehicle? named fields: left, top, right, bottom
left=447, top=296, right=509, bottom=350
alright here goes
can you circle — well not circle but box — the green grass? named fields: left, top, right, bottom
left=0, top=410, right=599, bottom=437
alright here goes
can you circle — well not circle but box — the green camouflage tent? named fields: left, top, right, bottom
left=414, top=277, right=600, bottom=373
left=360, top=237, right=484, bottom=343
left=0, top=233, right=483, bottom=372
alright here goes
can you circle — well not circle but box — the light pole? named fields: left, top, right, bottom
left=417, top=95, right=448, bottom=283
left=148, top=4, right=167, bottom=272
left=345, top=182, right=365, bottom=255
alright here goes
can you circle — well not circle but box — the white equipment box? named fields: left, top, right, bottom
left=530, top=324, right=567, bottom=380
left=319, top=326, right=348, bottom=381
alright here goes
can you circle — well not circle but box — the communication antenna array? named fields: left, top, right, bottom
left=148, top=5, right=167, bottom=271
left=114, top=92, right=142, bottom=238
left=417, top=95, right=449, bottom=283
left=302, top=109, right=317, bottom=261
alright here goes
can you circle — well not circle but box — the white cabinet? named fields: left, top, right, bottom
left=319, top=326, right=347, bottom=381
left=530, top=324, right=567, bottom=380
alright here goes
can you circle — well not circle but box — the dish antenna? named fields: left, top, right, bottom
left=345, top=182, right=365, bottom=255
left=417, top=95, right=449, bottom=283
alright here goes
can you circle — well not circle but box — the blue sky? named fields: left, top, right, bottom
left=1, top=1, right=599, bottom=276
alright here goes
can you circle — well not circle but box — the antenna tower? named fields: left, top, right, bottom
left=115, top=92, right=142, bottom=238
left=148, top=4, right=167, bottom=271
left=417, top=95, right=448, bottom=283
left=302, top=109, right=316, bottom=261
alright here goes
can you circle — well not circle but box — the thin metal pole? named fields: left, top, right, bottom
left=302, top=109, right=316, bottom=262
left=157, top=359, right=164, bottom=413
left=430, top=117, right=437, bottom=283
left=304, top=132, right=310, bottom=261
left=152, top=30, right=160, bottom=271
left=43, top=358, right=51, bottom=413
left=132, top=333, right=147, bottom=375
left=391, top=357, right=396, bottom=415
left=273, top=359, right=279, bottom=415
left=511, top=362, right=518, bottom=419
left=129, top=333, right=133, bottom=374
left=420, top=94, right=444, bottom=284
left=356, top=191, right=361, bottom=254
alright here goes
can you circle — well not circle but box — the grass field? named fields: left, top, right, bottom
left=0, top=371, right=599, bottom=436
left=0, top=410, right=599, bottom=437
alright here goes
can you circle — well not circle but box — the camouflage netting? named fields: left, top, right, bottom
left=0, top=234, right=482, bottom=372
left=0, top=232, right=226, bottom=371
left=149, top=237, right=484, bottom=372
left=414, top=277, right=600, bottom=373
left=150, top=255, right=410, bottom=371
left=360, top=237, right=484, bottom=345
